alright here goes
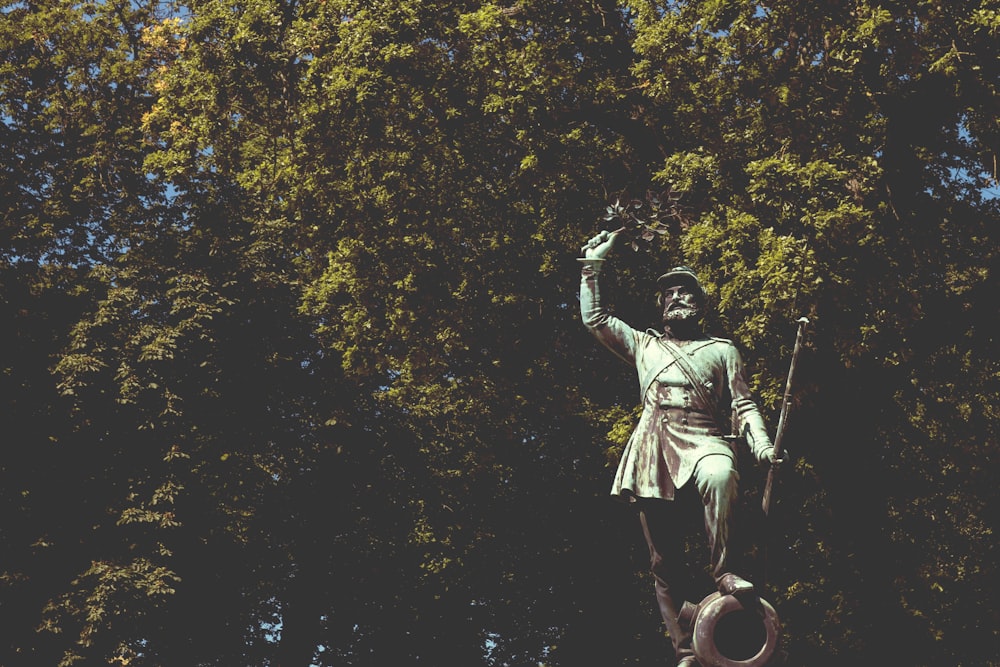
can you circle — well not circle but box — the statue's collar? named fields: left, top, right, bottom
left=648, top=328, right=710, bottom=343
left=647, top=329, right=716, bottom=356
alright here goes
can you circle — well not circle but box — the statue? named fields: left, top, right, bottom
left=579, top=230, right=784, bottom=667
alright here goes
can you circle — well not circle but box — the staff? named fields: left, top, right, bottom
left=762, top=316, right=809, bottom=516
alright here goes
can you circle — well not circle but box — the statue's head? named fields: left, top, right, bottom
left=656, top=266, right=705, bottom=328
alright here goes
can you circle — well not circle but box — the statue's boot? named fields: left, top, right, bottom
left=717, top=572, right=754, bottom=597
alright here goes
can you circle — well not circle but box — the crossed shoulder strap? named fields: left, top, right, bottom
left=647, top=337, right=727, bottom=434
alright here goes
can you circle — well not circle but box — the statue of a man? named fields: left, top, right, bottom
left=580, top=230, right=778, bottom=667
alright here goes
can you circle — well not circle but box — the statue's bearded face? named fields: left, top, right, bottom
left=660, top=284, right=701, bottom=324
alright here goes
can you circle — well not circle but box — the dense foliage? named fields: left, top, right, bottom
left=2, top=0, right=997, bottom=665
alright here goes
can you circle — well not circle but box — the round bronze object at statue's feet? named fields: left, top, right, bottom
left=691, top=592, right=780, bottom=667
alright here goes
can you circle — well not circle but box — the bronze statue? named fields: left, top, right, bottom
left=580, top=230, right=781, bottom=667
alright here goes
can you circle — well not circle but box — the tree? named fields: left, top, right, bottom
left=1, top=0, right=997, bottom=665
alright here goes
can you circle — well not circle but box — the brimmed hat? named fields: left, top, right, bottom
left=656, top=266, right=705, bottom=300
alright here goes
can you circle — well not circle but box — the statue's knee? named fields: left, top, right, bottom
left=698, top=457, right=737, bottom=496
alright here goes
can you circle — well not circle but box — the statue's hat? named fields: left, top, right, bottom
left=656, top=266, right=705, bottom=299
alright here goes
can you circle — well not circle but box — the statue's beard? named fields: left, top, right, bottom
left=663, top=304, right=700, bottom=324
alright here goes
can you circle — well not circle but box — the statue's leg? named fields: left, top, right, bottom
left=637, top=498, right=695, bottom=662
left=691, top=454, right=739, bottom=583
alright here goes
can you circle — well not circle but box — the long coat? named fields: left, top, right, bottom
left=580, top=264, right=773, bottom=501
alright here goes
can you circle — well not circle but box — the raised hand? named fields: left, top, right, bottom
left=581, top=230, right=619, bottom=260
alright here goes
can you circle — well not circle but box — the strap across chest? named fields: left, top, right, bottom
left=640, top=338, right=723, bottom=428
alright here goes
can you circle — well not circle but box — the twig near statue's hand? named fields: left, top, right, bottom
left=600, top=188, right=689, bottom=251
